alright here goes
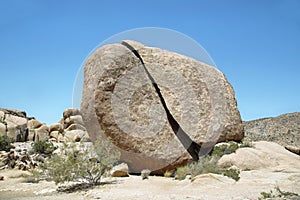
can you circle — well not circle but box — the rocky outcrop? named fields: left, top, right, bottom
left=1, top=108, right=90, bottom=143
left=0, top=143, right=38, bottom=170
left=49, top=108, right=90, bottom=142
left=80, top=40, right=244, bottom=174
left=218, top=141, right=300, bottom=171
left=243, top=112, right=300, bottom=150
left=0, top=108, right=31, bottom=142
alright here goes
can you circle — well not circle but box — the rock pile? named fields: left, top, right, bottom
left=0, top=108, right=90, bottom=143
left=0, top=145, right=37, bottom=170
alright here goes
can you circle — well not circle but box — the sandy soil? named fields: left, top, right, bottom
left=1, top=142, right=300, bottom=200
left=0, top=168, right=300, bottom=200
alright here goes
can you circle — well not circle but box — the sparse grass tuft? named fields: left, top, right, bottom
left=164, top=170, right=173, bottom=178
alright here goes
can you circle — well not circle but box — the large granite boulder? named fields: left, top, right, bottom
left=80, top=40, right=244, bottom=174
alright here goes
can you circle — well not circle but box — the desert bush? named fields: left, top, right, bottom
left=177, top=156, right=240, bottom=181
left=31, top=140, right=56, bottom=155
left=211, top=141, right=239, bottom=158
left=33, top=138, right=120, bottom=186
left=176, top=143, right=241, bottom=181
left=221, top=168, right=240, bottom=181
left=0, top=135, right=15, bottom=151
left=259, top=186, right=299, bottom=199
left=175, top=165, right=190, bottom=180
left=188, top=156, right=221, bottom=177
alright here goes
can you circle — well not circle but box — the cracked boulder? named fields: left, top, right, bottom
left=80, top=40, right=244, bottom=174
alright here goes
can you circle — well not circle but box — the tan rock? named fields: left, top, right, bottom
left=218, top=141, right=300, bottom=171
left=0, top=111, right=4, bottom=122
left=5, top=114, right=27, bottom=141
left=34, top=125, right=49, bottom=142
left=80, top=40, right=244, bottom=174
left=65, top=123, right=86, bottom=131
left=63, top=108, right=80, bottom=119
left=57, top=134, right=66, bottom=143
left=27, top=129, right=35, bottom=141
left=27, top=119, right=43, bottom=129
left=50, top=131, right=59, bottom=140
left=64, top=115, right=85, bottom=129
left=64, top=130, right=87, bottom=142
left=49, top=123, right=64, bottom=133
left=0, top=123, right=6, bottom=137
left=110, top=163, right=129, bottom=177
left=191, top=173, right=235, bottom=185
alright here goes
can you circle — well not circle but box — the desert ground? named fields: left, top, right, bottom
left=1, top=141, right=300, bottom=200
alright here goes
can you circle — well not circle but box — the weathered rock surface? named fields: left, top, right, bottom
left=244, top=112, right=300, bottom=151
left=218, top=141, right=300, bottom=171
left=0, top=144, right=38, bottom=170
left=48, top=108, right=90, bottom=143
left=0, top=108, right=29, bottom=142
left=0, top=108, right=90, bottom=143
left=110, top=163, right=129, bottom=177
left=81, top=40, right=244, bottom=174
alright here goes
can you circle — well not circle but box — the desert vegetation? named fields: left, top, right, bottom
left=175, top=141, right=252, bottom=181
left=31, top=138, right=120, bottom=188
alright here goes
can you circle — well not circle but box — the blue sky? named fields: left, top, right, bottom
left=0, top=0, right=299, bottom=125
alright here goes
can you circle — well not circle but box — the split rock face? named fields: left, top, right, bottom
left=80, top=40, right=244, bottom=174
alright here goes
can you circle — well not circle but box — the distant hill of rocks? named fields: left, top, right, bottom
left=243, top=112, right=300, bottom=154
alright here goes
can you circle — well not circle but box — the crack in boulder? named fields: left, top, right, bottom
left=121, top=41, right=208, bottom=161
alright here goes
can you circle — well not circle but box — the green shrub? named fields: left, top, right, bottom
left=211, top=141, right=240, bottom=158
left=175, top=165, right=190, bottom=180
left=188, top=156, right=221, bottom=176
left=33, top=138, right=120, bottom=186
left=176, top=155, right=240, bottom=181
left=0, top=136, right=15, bottom=151
left=221, top=168, right=240, bottom=181
left=258, top=186, right=299, bottom=199
left=31, top=141, right=56, bottom=155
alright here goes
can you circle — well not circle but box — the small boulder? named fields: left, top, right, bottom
left=65, top=123, right=86, bottom=131
left=64, top=130, right=87, bottom=142
left=141, top=169, right=151, bottom=180
left=27, top=119, right=43, bottom=129
left=63, top=108, right=80, bottom=119
left=111, top=163, right=129, bottom=177
left=49, top=123, right=64, bottom=133
left=49, top=131, right=59, bottom=141
left=34, top=125, right=49, bottom=142
left=64, top=115, right=85, bottom=129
